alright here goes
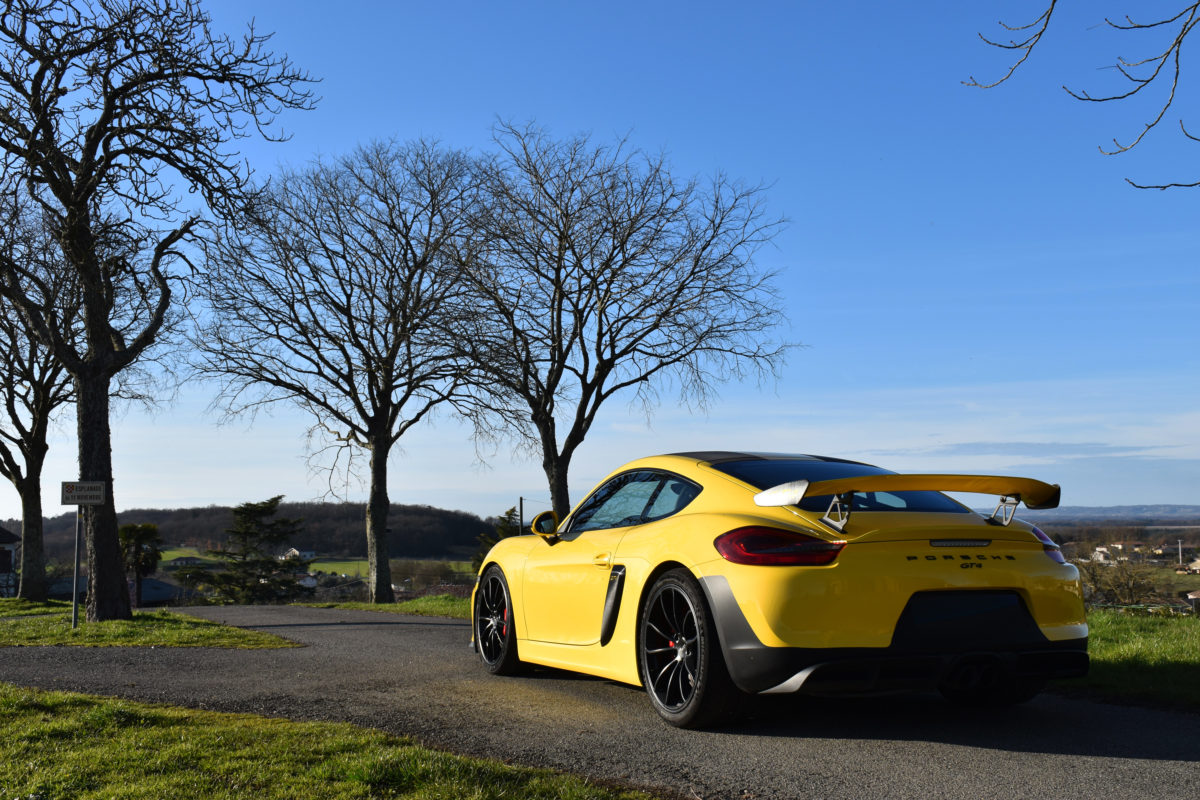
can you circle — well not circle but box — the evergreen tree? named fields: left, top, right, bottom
left=179, top=497, right=311, bottom=604
left=118, top=523, right=163, bottom=607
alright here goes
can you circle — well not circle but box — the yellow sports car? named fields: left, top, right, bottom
left=471, top=452, right=1088, bottom=727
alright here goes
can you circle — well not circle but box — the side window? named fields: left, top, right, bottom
left=644, top=477, right=701, bottom=522
left=863, top=491, right=908, bottom=510
left=567, top=470, right=701, bottom=535
left=568, top=471, right=661, bottom=535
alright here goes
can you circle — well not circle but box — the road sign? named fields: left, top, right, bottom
left=62, top=481, right=106, bottom=506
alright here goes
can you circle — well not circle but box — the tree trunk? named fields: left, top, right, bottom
left=541, top=443, right=572, bottom=520
left=16, top=477, right=47, bottom=601
left=366, top=439, right=395, bottom=604
left=76, top=373, right=131, bottom=621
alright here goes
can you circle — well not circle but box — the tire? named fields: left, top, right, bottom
left=638, top=568, right=737, bottom=728
left=474, top=566, right=521, bottom=675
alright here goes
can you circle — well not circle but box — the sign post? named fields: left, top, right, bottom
left=62, top=481, right=106, bottom=628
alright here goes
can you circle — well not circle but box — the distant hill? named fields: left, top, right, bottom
left=7, top=503, right=1199, bottom=563
left=1018, top=505, right=1200, bottom=526
left=2, top=501, right=497, bottom=562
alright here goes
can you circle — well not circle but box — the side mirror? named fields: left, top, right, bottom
left=530, top=510, right=560, bottom=540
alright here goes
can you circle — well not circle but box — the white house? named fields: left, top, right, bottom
left=280, top=547, right=316, bottom=561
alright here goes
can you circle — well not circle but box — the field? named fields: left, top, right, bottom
left=1151, top=567, right=1200, bottom=596
left=160, top=547, right=473, bottom=585
left=311, top=558, right=473, bottom=580
left=159, top=546, right=217, bottom=565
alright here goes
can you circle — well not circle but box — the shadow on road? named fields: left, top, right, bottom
left=697, top=690, right=1200, bottom=763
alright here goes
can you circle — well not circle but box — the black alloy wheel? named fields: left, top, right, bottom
left=639, top=569, right=736, bottom=728
left=474, top=566, right=520, bottom=674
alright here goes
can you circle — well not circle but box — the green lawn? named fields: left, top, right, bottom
left=309, top=557, right=370, bottom=575
left=302, top=594, right=470, bottom=619
left=0, top=601, right=293, bottom=648
left=0, top=684, right=654, bottom=800
left=1062, top=607, right=1200, bottom=710
left=0, top=598, right=71, bottom=618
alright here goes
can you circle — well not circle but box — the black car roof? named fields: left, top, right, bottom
left=669, top=451, right=875, bottom=467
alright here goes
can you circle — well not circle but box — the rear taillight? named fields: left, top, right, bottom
left=714, top=527, right=845, bottom=566
left=1032, top=526, right=1066, bottom=564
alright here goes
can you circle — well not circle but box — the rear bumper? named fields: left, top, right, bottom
left=749, top=644, right=1088, bottom=696
left=699, top=576, right=1089, bottom=695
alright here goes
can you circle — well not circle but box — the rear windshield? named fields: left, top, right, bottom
left=710, top=458, right=969, bottom=514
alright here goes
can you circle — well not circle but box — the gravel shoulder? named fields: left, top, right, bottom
left=2, top=605, right=1197, bottom=800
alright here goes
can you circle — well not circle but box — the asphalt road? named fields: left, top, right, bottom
left=2, top=605, right=1197, bottom=800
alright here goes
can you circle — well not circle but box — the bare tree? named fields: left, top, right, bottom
left=462, top=122, right=789, bottom=518
left=1071, top=556, right=1109, bottom=606
left=0, top=203, right=78, bottom=601
left=195, top=140, right=475, bottom=603
left=1104, top=559, right=1157, bottom=605
left=969, top=2, right=1200, bottom=188
left=0, top=0, right=314, bottom=620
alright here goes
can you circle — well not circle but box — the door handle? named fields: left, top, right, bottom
left=593, top=552, right=612, bottom=568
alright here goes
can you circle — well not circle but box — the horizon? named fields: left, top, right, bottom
left=8, top=497, right=1200, bottom=530
left=2, top=1, right=1197, bottom=523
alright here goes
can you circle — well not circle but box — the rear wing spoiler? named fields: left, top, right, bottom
left=753, top=474, right=1060, bottom=531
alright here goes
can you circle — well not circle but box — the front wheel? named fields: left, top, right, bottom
left=639, top=569, right=737, bottom=728
left=474, top=566, right=521, bottom=675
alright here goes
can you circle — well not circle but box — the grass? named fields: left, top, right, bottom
left=0, top=600, right=293, bottom=649
left=1151, top=567, right=1200, bottom=596
left=0, top=598, right=71, bottom=618
left=160, top=547, right=219, bottom=566
left=310, top=558, right=370, bottom=576
left=0, top=684, right=654, bottom=800
left=300, top=594, right=470, bottom=619
left=1061, top=607, right=1200, bottom=710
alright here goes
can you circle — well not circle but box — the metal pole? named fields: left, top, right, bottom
left=519, top=497, right=525, bottom=534
left=71, top=508, right=81, bottom=629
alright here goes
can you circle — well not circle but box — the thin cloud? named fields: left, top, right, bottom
left=890, top=442, right=1161, bottom=459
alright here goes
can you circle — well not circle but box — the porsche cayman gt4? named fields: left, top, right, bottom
left=471, top=452, right=1088, bottom=728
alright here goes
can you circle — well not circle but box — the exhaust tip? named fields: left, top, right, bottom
left=942, top=654, right=1005, bottom=693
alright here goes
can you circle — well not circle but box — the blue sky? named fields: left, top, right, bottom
left=4, top=1, right=1198, bottom=523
